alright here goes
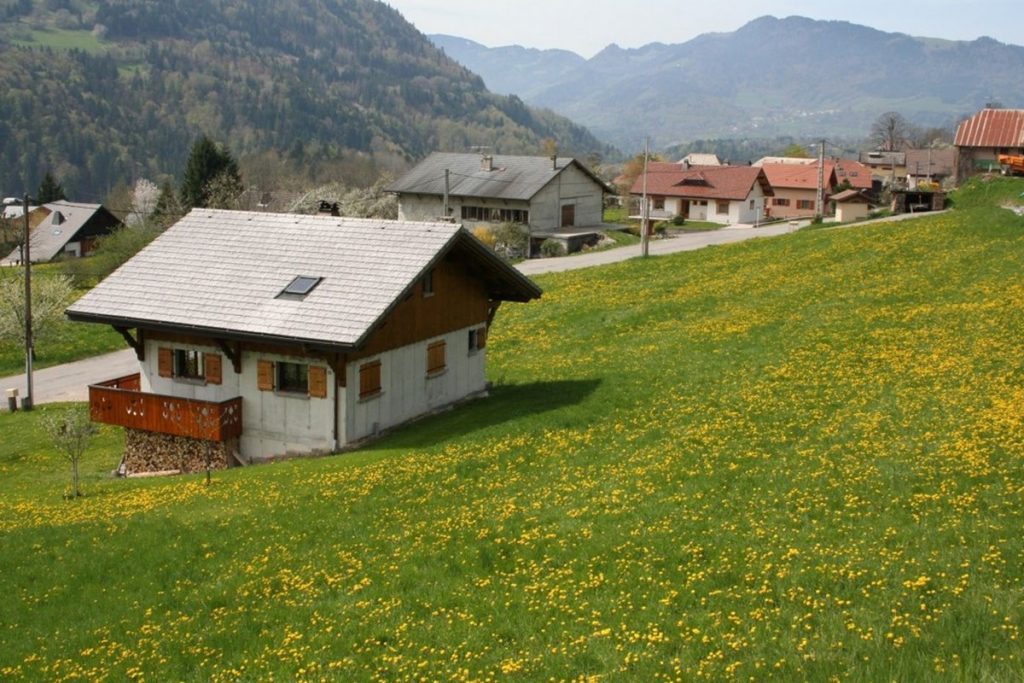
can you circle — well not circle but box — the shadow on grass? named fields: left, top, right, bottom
left=365, top=378, right=603, bottom=450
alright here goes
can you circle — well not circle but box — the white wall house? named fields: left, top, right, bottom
left=69, top=210, right=541, bottom=473
left=631, top=163, right=773, bottom=225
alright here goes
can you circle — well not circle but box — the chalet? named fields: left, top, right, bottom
left=630, top=163, right=773, bottom=224
left=3, top=201, right=121, bottom=264
left=954, top=108, right=1024, bottom=181
left=905, top=148, right=956, bottom=185
left=386, top=152, right=614, bottom=253
left=760, top=163, right=838, bottom=219
left=66, top=210, right=541, bottom=474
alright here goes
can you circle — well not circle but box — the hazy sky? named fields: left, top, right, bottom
left=384, top=1, right=1023, bottom=58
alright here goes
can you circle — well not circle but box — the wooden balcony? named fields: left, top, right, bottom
left=89, top=374, right=242, bottom=441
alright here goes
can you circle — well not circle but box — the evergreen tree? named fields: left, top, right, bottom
left=152, top=180, right=183, bottom=227
left=36, top=171, right=66, bottom=203
left=179, top=135, right=242, bottom=209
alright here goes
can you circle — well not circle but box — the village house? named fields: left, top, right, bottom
left=66, top=209, right=541, bottom=474
left=760, top=163, right=838, bottom=219
left=831, top=189, right=873, bottom=222
left=630, top=162, right=773, bottom=224
left=3, top=201, right=121, bottom=264
left=858, top=150, right=907, bottom=186
left=905, top=148, right=956, bottom=186
left=954, top=108, right=1024, bottom=181
left=386, top=152, right=613, bottom=254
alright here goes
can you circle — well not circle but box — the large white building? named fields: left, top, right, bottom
left=67, top=209, right=541, bottom=474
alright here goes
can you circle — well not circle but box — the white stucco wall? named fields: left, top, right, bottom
left=345, top=324, right=487, bottom=443
left=141, top=340, right=337, bottom=461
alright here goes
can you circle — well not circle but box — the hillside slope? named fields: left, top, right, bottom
left=434, top=15, right=1024, bottom=150
left=0, top=0, right=611, bottom=198
left=1, top=178, right=1023, bottom=680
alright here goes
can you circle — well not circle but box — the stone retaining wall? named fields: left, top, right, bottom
left=124, top=429, right=236, bottom=475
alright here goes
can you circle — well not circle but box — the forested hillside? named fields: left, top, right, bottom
left=0, top=0, right=611, bottom=198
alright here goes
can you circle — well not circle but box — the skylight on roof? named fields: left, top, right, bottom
left=278, top=276, right=323, bottom=299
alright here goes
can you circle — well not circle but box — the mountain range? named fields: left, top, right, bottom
left=0, top=0, right=610, bottom=199
left=431, top=16, right=1024, bottom=151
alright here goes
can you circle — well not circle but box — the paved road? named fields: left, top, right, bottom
left=0, top=221, right=801, bottom=407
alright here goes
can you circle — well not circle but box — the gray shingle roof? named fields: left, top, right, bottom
left=66, top=209, right=541, bottom=350
left=385, top=152, right=612, bottom=201
left=4, top=201, right=116, bottom=263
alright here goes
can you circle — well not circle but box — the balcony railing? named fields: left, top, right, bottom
left=89, top=374, right=242, bottom=441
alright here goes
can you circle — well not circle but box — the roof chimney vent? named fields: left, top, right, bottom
left=551, top=154, right=558, bottom=170
left=318, top=200, right=340, bottom=216
left=481, top=155, right=493, bottom=172
left=51, top=211, right=64, bottom=225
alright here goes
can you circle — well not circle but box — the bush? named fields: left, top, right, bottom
left=671, top=214, right=686, bottom=226
left=491, top=222, right=528, bottom=260
left=63, top=223, right=161, bottom=287
left=539, top=239, right=565, bottom=257
left=472, top=226, right=496, bottom=249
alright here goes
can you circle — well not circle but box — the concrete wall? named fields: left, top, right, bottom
left=345, top=323, right=487, bottom=443
left=531, top=163, right=604, bottom=230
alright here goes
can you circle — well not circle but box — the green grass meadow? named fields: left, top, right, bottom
left=1, top=178, right=1023, bottom=680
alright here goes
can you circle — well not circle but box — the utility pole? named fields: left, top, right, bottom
left=641, top=137, right=650, bottom=258
left=23, top=193, right=33, bottom=411
left=443, top=169, right=450, bottom=221
left=815, top=139, right=825, bottom=221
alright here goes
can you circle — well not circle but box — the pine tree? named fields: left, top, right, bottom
left=152, top=180, right=183, bottom=228
left=179, top=135, right=242, bottom=209
left=36, top=171, right=66, bottom=203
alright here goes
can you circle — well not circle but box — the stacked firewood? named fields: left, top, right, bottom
left=124, top=429, right=233, bottom=475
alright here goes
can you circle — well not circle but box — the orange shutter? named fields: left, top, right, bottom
left=308, top=366, right=328, bottom=399
left=359, top=361, right=381, bottom=398
left=427, top=341, right=446, bottom=374
left=257, top=360, right=274, bottom=391
left=477, top=326, right=487, bottom=349
left=158, top=347, right=173, bottom=377
left=205, top=354, right=222, bottom=385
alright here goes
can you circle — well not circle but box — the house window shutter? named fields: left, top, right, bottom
left=205, top=354, right=223, bottom=385
left=359, top=360, right=382, bottom=399
left=257, top=360, right=274, bottom=391
left=308, top=366, right=328, bottom=399
left=158, top=347, right=173, bottom=378
left=427, top=341, right=446, bottom=374
left=478, top=326, right=487, bottom=349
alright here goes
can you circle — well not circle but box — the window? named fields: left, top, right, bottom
left=653, top=197, right=665, bottom=210
left=716, top=201, right=729, bottom=214
left=774, top=198, right=790, bottom=207
left=797, top=199, right=815, bottom=210
left=359, top=360, right=382, bottom=399
left=468, top=326, right=487, bottom=353
left=461, top=206, right=529, bottom=223
left=174, top=349, right=205, bottom=380
left=277, top=361, right=308, bottom=394
left=422, top=268, right=434, bottom=296
left=427, top=340, right=446, bottom=375
left=278, top=275, right=323, bottom=299
left=749, top=200, right=755, bottom=210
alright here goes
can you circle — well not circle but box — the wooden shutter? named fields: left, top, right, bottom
left=359, top=361, right=381, bottom=398
left=257, top=360, right=274, bottom=391
left=477, top=326, right=487, bottom=349
left=427, top=341, right=446, bottom=374
left=308, top=366, right=328, bottom=399
left=205, top=354, right=222, bottom=385
left=158, top=347, right=173, bottom=378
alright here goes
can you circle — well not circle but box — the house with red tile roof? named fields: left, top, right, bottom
left=954, top=108, right=1024, bottom=181
left=760, top=163, right=839, bottom=219
left=630, top=163, right=773, bottom=225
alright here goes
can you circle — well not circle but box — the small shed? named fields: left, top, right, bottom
left=831, top=189, right=872, bottom=222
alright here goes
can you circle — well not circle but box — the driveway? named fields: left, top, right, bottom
left=0, top=222, right=797, bottom=407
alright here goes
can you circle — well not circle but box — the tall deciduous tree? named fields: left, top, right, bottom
left=0, top=269, right=75, bottom=359
left=179, top=135, right=242, bottom=209
left=36, top=171, right=66, bottom=203
left=870, top=111, right=909, bottom=152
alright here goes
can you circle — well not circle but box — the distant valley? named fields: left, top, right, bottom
left=432, top=16, right=1024, bottom=151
